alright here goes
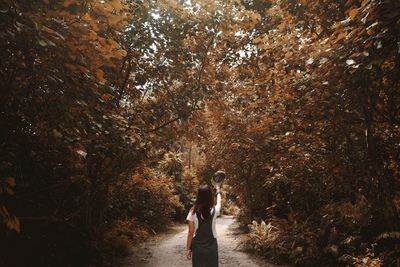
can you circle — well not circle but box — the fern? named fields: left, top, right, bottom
left=376, top=232, right=400, bottom=241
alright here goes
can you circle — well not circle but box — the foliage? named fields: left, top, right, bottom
left=1, top=0, right=400, bottom=266
left=248, top=220, right=280, bottom=254
left=0, top=0, right=210, bottom=265
left=173, top=168, right=200, bottom=218
left=0, top=177, right=20, bottom=233
left=196, top=0, right=400, bottom=265
left=247, top=218, right=320, bottom=265
left=108, top=171, right=183, bottom=233
left=159, top=152, right=184, bottom=179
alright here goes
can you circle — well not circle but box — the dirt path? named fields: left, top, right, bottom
left=119, top=215, right=280, bottom=267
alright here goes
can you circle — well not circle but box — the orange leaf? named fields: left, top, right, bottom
left=6, top=177, right=16, bottom=187
left=76, top=65, right=89, bottom=73
left=108, top=15, right=122, bottom=27
left=63, top=0, right=76, bottom=8
left=109, top=0, right=124, bottom=12
left=361, top=0, right=370, bottom=7
left=98, top=37, right=107, bottom=47
left=65, top=63, right=77, bottom=72
left=101, top=93, right=113, bottom=101
left=336, top=32, right=347, bottom=42
left=96, top=69, right=107, bottom=84
left=113, top=49, right=127, bottom=60
left=364, top=40, right=373, bottom=49
left=345, top=0, right=354, bottom=6
left=6, top=216, right=20, bottom=233
left=349, top=8, right=358, bottom=19
left=89, top=20, right=100, bottom=32
left=42, top=26, right=55, bottom=34
left=89, top=30, right=98, bottom=41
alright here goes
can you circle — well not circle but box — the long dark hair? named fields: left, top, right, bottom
left=193, top=184, right=214, bottom=220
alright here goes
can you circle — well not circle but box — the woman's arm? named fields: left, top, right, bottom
left=215, top=185, right=222, bottom=216
left=186, top=221, right=195, bottom=260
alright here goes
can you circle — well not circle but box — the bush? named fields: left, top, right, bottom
left=107, top=171, right=184, bottom=233
left=246, top=218, right=320, bottom=266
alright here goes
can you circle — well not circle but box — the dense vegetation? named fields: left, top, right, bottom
left=199, top=0, right=400, bottom=265
left=1, top=0, right=399, bottom=266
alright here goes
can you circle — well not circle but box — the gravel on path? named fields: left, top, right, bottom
left=119, top=215, right=282, bottom=267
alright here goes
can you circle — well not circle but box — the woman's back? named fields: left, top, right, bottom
left=186, top=184, right=222, bottom=267
left=186, top=205, right=220, bottom=238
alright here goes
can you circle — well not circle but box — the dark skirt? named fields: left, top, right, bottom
left=191, top=237, right=218, bottom=267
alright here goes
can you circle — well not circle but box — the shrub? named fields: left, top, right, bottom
left=107, top=172, right=183, bottom=233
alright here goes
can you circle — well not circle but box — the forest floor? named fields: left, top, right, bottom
left=118, top=215, right=284, bottom=267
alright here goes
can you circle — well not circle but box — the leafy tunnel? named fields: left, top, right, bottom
left=1, top=0, right=400, bottom=266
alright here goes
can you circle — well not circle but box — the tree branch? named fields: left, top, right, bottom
left=145, top=116, right=181, bottom=133
left=117, top=55, right=132, bottom=105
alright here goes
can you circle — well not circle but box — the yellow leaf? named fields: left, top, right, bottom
left=108, top=14, right=122, bottom=27
left=92, top=2, right=114, bottom=14
left=82, top=13, right=101, bottom=32
left=113, top=49, right=127, bottom=60
left=82, top=13, right=91, bottom=21
left=109, top=0, right=124, bottom=12
left=250, top=12, right=261, bottom=23
left=285, top=51, right=293, bottom=58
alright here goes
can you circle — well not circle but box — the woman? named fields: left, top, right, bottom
left=186, top=183, right=222, bottom=267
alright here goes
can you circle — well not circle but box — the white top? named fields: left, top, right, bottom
left=186, top=193, right=221, bottom=238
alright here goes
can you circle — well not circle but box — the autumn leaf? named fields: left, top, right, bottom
left=42, top=26, right=55, bottom=34
left=96, top=69, right=107, bottom=84
left=101, top=93, right=113, bottom=101
left=348, top=8, right=358, bottom=19
left=6, top=177, right=16, bottom=187
left=5, top=216, right=20, bottom=233
left=65, top=63, right=77, bottom=72
left=336, top=31, right=347, bottom=42
left=63, top=0, right=77, bottom=8
left=2, top=0, right=400, bottom=265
